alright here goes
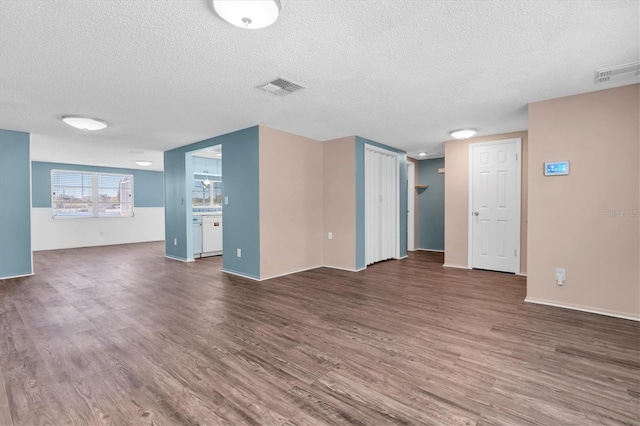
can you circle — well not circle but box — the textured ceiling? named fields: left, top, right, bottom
left=1, top=0, right=639, bottom=171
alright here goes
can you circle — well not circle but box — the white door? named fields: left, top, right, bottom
left=365, top=145, right=399, bottom=265
left=470, top=139, right=521, bottom=273
left=407, top=162, right=415, bottom=251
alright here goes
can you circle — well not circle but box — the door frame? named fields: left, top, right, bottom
left=467, top=138, right=521, bottom=273
left=364, top=144, right=401, bottom=265
left=407, top=161, right=416, bottom=251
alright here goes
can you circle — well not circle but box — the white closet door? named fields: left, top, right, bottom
left=384, top=153, right=397, bottom=260
left=365, top=149, right=379, bottom=265
left=365, top=147, right=398, bottom=266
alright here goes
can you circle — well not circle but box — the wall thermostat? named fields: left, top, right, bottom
left=544, top=161, right=569, bottom=176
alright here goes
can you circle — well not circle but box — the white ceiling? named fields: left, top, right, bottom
left=1, top=0, right=638, bottom=171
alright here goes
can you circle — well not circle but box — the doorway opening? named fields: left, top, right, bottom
left=407, top=161, right=416, bottom=252
left=189, top=145, right=223, bottom=260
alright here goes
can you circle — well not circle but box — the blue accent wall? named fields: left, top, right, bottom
left=0, top=129, right=32, bottom=278
left=164, top=126, right=260, bottom=279
left=418, top=158, right=445, bottom=250
left=355, top=136, right=408, bottom=269
left=31, top=162, right=163, bottom=208
left=164, top=149, right=188, bottom=260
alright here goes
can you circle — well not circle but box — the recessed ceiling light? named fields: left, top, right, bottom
left=450, top=128, right=477, bottom=139
left=212, top=0, right=281, bottom=29
left=61, top=115, right=108, bottom=131
left=135, top=161, right=152, bottom=166
left=418, top=152, right=427, bottom=157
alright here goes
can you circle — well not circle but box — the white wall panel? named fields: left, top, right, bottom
left=31, top=207, right=164, bottom=251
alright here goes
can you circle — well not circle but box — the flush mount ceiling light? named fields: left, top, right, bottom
left=450, top=128, right=477, bottom=139
left=61, top=115, right=108, bottom=131
left=135, top=161, right=152, bottom=166
left=418, top=152, right=427, bottom=157
left=212, top=0, right=281, bottom=29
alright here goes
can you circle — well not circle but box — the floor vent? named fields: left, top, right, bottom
left=257, top=78, right=305, bottom=96
left=594, top=62, right=640, bottom=84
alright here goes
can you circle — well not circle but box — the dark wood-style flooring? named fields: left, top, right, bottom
left=0, top=242, right=638, bottom=425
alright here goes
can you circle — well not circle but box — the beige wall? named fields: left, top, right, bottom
left=408, top=157, right=420, bottom=248
left=527, top=85, right=639, bottom=319
left=444, top=131, right=529, bottom=273
left=322, top=136, right=357, bottom=270
left=259, top=126, right=324, bottom=279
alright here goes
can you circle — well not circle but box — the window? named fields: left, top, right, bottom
left=51, top=170, right=133, bottom=218
left=192, top=179, right=222, bottom=214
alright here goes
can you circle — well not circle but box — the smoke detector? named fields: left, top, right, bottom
left=594, top=62, right=640, bottom=84
left=258, top=78, right=305, bottom=96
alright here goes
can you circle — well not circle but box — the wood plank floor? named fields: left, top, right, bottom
left=0, top=242, right=638, bottom=425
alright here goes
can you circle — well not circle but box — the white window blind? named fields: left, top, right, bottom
left=51, top=170, right=134, bottom=218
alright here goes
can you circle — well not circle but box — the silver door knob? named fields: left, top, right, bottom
left=473, top=212, right=479, bottom=216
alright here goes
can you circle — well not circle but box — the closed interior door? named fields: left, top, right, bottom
left=470, top=139, right=520, bottom=273
left=365, top=146, right=399, bottom=266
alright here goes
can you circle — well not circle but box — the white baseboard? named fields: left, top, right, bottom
left=164, top=254, right=191, bottom=262
left=443, top=263, right=470, bottom=270
left=417, top=248, right=445, bottom=253
left=517, top=272, right=527, bottom=277
left=221, top=269, right=261, bottom=281
left=260, top=265, right=324, bottom=281
left=525, top=297, right=639, bottom=322
left=0, top=272, right=34, bottom=281
left=321, top=264, right=361, bottom=272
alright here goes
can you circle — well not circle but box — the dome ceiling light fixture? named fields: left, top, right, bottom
left=61, top=115, right=108, bottom=131
left=212, top=0, right=281, bottom=29
left=135, top=161, right=152, bottom=166
left=450, top=128, right=477, bottom=140
left=418, top=152, right=427, bottom=157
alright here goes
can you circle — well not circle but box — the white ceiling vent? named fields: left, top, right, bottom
left=594, top=62, right=640, bottom=84
left=258, top=78, right=305, bottom=96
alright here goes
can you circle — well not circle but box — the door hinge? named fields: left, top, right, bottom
left=514, top=249, right=517, bottom=256
left=516, top=154, right=519, bottom=161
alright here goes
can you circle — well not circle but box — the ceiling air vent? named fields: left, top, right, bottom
left=594, top=62, right=640, bottom=84
left=258, top=78, right=305, bottom=96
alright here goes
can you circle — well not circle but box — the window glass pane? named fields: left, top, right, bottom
left=212, top=181, right=223, bottom=213
left=51, top=171, right=93, bottom=217
left=192, top=180, right=211, bottom=208
left=97, top=174, right=133, bottom=217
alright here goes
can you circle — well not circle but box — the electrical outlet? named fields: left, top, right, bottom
left=328, top=232, right=333, bottom=240
left=556, top=268, right=566, bottom=286
left=224, top=196, right=229, bottom=205
left=174, top=238, right=178, bottom=246
left=237, top=248, right=241, bottom=258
